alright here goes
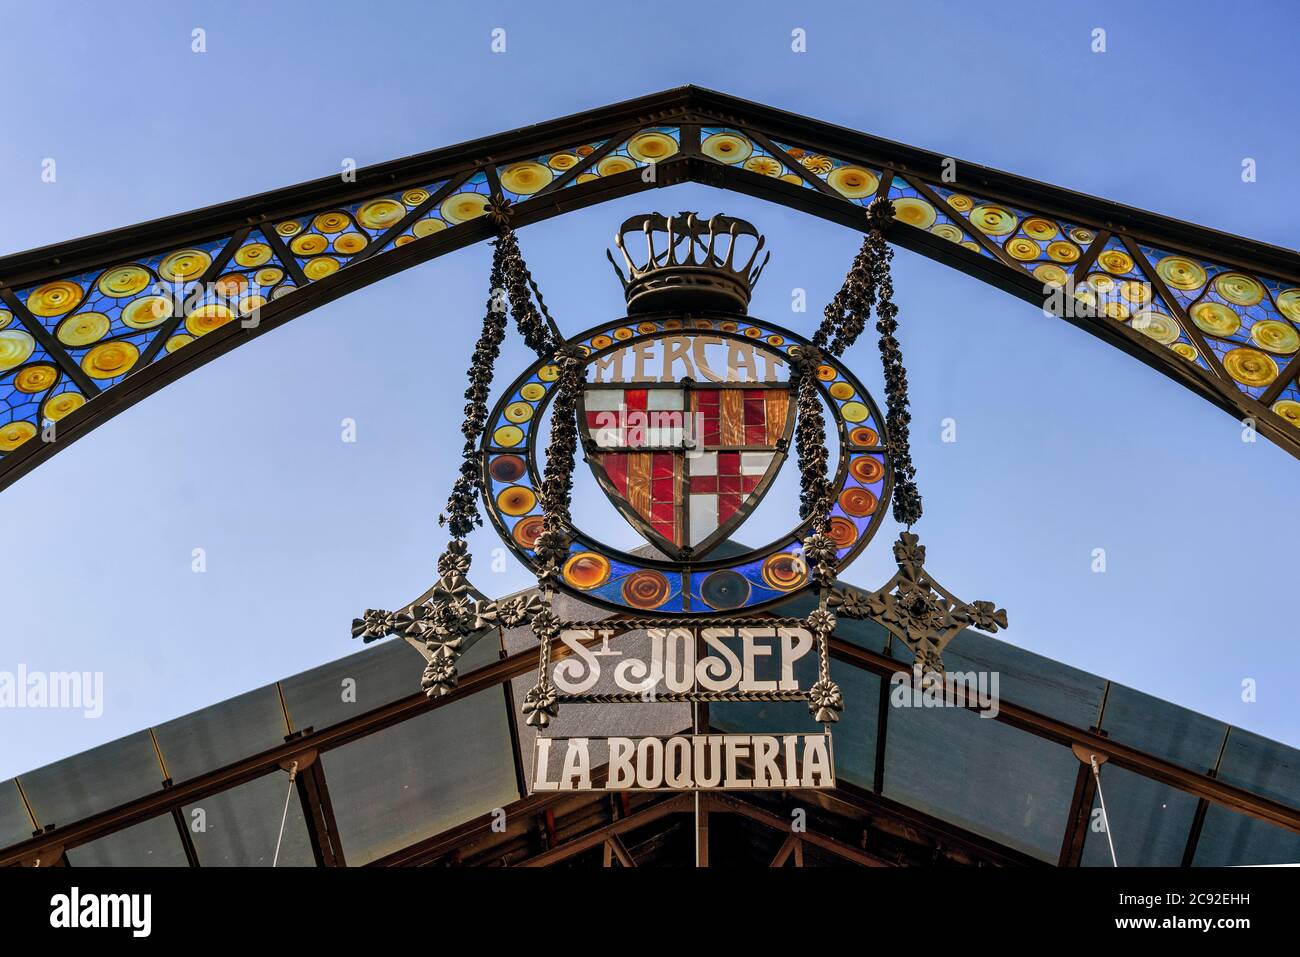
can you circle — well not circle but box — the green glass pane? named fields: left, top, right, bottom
left=153, top=684, right=289, bottom=783
left=1081, top=764, right=1199, bottom=866
left=883, top=704, right=1077, bottom=861
left=0, top=780, right=35, bottom=850
left=182, top=771, right=313, bottom=867
left=1099, top=684, right=1228, bottom=773
left=17, top=730, right=163, bottom=830
left=321, top=687, right=519, bottom=865
left=66, top=814, right=189, bottom=867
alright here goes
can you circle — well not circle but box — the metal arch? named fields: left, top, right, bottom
left=3, top=85, right=1300, bottom=494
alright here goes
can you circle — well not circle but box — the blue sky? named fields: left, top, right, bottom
left=1, top=0, right=1298, bottom=779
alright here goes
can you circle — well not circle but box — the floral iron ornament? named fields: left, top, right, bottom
left=830, top=532, right=1008, bottom=675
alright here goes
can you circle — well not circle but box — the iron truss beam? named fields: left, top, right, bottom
left=3, top=85, right=1300, bottom=493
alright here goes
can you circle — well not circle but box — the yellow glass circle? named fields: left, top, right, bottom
left=829, top=382, right=854, bottom=400
left=816, top=364, right=839, bottom=383
left=290, top=233, right=328, bottom=256
left=1069, top=227, right=1095, bottom=245
left=520, top=383, right=546, bottom=401
left=538, top=364, right=560, bottom=381
left=946, top=193, right=974, bottom=213
left=402, top=188, right=430, bottom=207
left=1155, top=256, right=1207, bottom=291
left=613, top=327, right=633, bottom=340
left=500, top=162, right=553, bottom=196
left=1214, top=273, right=1264, bottom=306
left=185, top=303, right=235, bottom=337
left=494, top=424, right=524, bottom=446
left=271, top=284, right=296, bottom=299
left=1223, top=347, right=1278, bottom=387
left=97, top=265, right=151, bottom=298
left=238, top=294, right=266, bottom=316
left=356, top=199, right=405, bottom=231
left=254, top=267, right=284, bottom=287
left=1120, top=280, right=1152, bottom=304
left=212, top=273, right=248, bottom=298
left=304, top=257, right=340, bottom=281
left=590, top=334, right=613, bottom=350
left=81, top=340, right=139, bottom=379
left=547, top=153, right=579, bottom=171
left=1046, top=240, right=1080, bottom=263
left=394, top=236, right=414, bottom=247
left=576, top=173, right=598, bottom=184
left=701, top=132, right=753, bottom=165
left=1131, top=311, right=1179, bottom=344
left=440, top=191, right=489, bottom=224
left=496, top=485, right=537, bottom=517
left=504, top=401, right=534, bottom=424
left=930, top=223, right=963, bottom=243
left=334, top=232, right=368, bottom=255
left=56, top=311, right=110, bottom=346
left=1022, top=217, right=1059, bottom=241
left=626, top=132, right=678, bottom=163
left=840, top=401, right=869, bottom=423
left=779, top=173, right=804, bottom=185
left=1190, top=301, right=1240, bottom=338
left=15, top=364, right=58, bottom=393
left=234, top=243, right=273, bottom=268
left=970, top=205, right=1018, bottom=236
left=744, top=156, right=782, bottom=177
left=1172, top=343, right=1198, bottom=361
left=1034, top=264, right=1068, bottom=287
left=27, top=280, right=84, bottom=317
left=1097, top=249, right=1134, bottom=275
left=165, top=334, right=193, bottom=353
left=1250, top=319, right=1299, bottom=355
left=892, top=197, right=936, bottom=230
left=123, top=295, right=173, bottom=329
left=827, top=166, right=879, bottom=199
left=0, top=310, right=10, bottom=329
left=158, top=249, right=212, bottom=282
left=0, top=329, right=36, bottom=372
left=412, top=217, right=446, bottom=238
left=596, top=156, right=636, bottom=177
left=43, top=391, right=84, bottom=421
left=1271, top=399, right=1300, bottom=426
left=275, top=220, right=302, bottom=236
left=1276, top=289, right=1300, bottom=323
left=1103, top=301, right=1131, bottom=321
left=960, top=241, right=980, bottom=252
left=313, top=212, right=349, bottom=234
left=0, top=421, right=36, bottom=452
left=1006, top=237, right=1041, bottom=261
left=800, top=155, right=833, bottom=175
left=1088, top=274, right=1116, bottom=294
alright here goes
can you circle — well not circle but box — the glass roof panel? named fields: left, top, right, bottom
left=883, top=703, right=1077, bottom=861
left=1192, top=727, right=1300, bottom=866
left=65, top=814, right=189, bottom=866
left=152, top=684, right=289, bottom=783
left=0, top=780, right=35, bottom=849
left=182, top=770, right=313, bottom=866
left=1099, top=683, right=1228, bottom=773
left=1080, top=764, right=1198, bottom=866
left=17, top=730, right=163, bottom=830
left=942, top=630, right=1106, bottom=729
left=321, top=686, right=520, bottom=865
left=279, top=630, right=501, bottom=735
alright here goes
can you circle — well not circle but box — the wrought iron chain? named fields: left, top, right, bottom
left=437, top=238, right=510, bottom=556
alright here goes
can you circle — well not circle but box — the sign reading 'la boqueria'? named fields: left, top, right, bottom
left=533, top=733, right=835, bottom=792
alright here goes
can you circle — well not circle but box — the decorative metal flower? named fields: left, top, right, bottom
left=530, top=607, right=562, bottom=641
left=421, top=656, right=458, bottom=698
left=522, top=683, right=559, bottom=728
left=808, top=679, right=844, bottom=723
left=437, top=540, right=473, bottom=577
left=806, top=607, right=837, bottom=635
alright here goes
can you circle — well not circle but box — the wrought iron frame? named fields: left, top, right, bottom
left=4, top=86, right=1300, bottom=493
